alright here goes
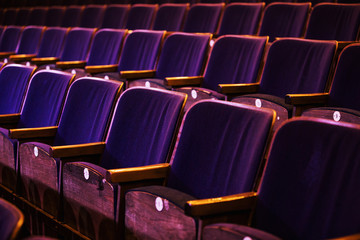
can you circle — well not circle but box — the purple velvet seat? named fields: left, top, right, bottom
left=2, top=8, right=18, bottom=26
left=172, top=35, right=268, bottom=111
left=27, top=7, right=47, bottom=26
left=0, top=70, right=74, bottom=192
left=18, top=77, right=122, bottom=220
left=231, top=38, right=336, bottom=130
left=44, top=6, right=66, bottom=27
left=202, top=117, right=360, bottom=239
left=62, top=87, right=186, bottom=240
left=152, top=3, right=189, bottom=31
left=79, top=5, right=106, bottom=28
left=259, top=3, right=311, bottom=42
left=127, top=32, right=210, bottom=89
left=217, top=3, right=264, bottom=36
left=101, top=4, right=130, bottom=29
left=305, top=3, right=360, bottom=41
left=125, top=100, right=275, bottom=239
left=302, top=43, right=360, bottom=123
left=14, top=8, right=30, bottom=26
left=0, top=198, right=24, bottom=240
left=0, top=26, right=23, bottom=55
left=183, top=3, right=224, bottom=34
left=125, top=4, right=158, bottom=30
left=61, top=5, right=83, bottom=28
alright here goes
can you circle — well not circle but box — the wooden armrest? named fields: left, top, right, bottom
left=0, top=52, right=15, bottom=58
left=330, top=233, right=360, bottom=240
left=9, top=54, right=37, bottom=62
left=106, top=163, right=170, bottom=183
left=285, top=93, right=329, bottom=105
left=9, top=126, right=58, bottom=139
left=55, top=60, right=87, bottom=70
left=120, top=70, right=156, bottom=79
left=165, top=76, right=203, bottom=87
left=218, top=83, right=260, bottom=95
left=31, top=57, right=59, bottom=65
left=85, top=64, right=118, bottom=74
left=185, top=192, right=258, bottom=217
left=50, top=142, right=106, bottom=158
left=0, top=113, right=21, bottom=124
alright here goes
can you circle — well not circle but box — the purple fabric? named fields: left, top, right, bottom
left=53, top=77, right=121, bottom=146
left=152, top=3, right=188, bottom=31
left=167, top=101, right=274, bottom=199
left=0, top=64, right=35, bottom=114
left=27, top=7, right=47, bottom=26
left=259, top=38, right=335, bottom=98
left=14, top=8, right=30, bottom=26
left=79, top=5, right=106, bottom=28
left=17, top=70, right=73, bottom=128
left=2, top=8, right=17, bottom=26
left=183, top=3, right=224, bottom=33
left=0, top=26, right=22, bottom=52
left=59, top=27, right=94, bottom=62
left=259, top=3, right=310, bottom=42
left=0, top=199, right=22, bottom=240
left=45, top=6, right=66, bottom=27
left=255, top=117, right=360, bottom=239
left=305, top=3, right=360, bottom=41
left=125, top=4, right=157, bottom=30
left=117, top=30, right=164, bottom=71
left=16, top=26, right=44, bottom=55
left=101, top=4, right=130, bottom=29
left=217, top=3, right=263, bottom=36
left=100, top=87, right=185, bottom=169
left=36, top=27, right=67, bottom=58
left=61, top=6, right=83, bottom=27
left=86, top=29, right=126, bottom=66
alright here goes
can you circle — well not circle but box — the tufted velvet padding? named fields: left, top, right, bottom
left=125, top=4, right=158, bottom=30
left=217, top=3, right=264, bottom=36
left=0, top=198, right=24, bottom=240
left=101, top=4, right=130, bottom=29
left=0, top=26, right=23, bottom=53
left=152, top=3, right=189, bottom=31
left=62, top=87, right=186, bottom=240
left=125, top=100, right=275, bottom=239
left=259, top=3, right=311, bottom=42
left=305, top=3, right=360, bottom=41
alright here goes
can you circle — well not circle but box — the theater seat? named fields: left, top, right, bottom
left=125, top=4, right=158, bottom=30
left=101, top=4, right=130, bottom=29
left=0, top=198, right=24, bottom=240
left=152, top=3, right=189, bottom=31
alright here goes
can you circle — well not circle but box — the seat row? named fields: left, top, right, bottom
left=0, top=2, right=359, bottom=40
left=0, top=64, right=359, bottom=240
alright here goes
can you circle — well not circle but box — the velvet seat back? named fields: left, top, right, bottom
left=217, top=3, right=263, bottom=36
left=100, top=87, right=185, bottom=169
left=305, top=3, right=360, bottom=41
left=36, top=27, right=68, bottom=58
left=0, top=64, right=35, bottom=114
left=101, top=4, right=130, bottom=29
left=259, top=3, right=310, bottom=42
left=53, top=78, right=121, bottom=146
left=59, top=27, right=95, bottom=62
left=202, top=35, right=267, bottom=91
left=14, top=8, right=30, bottom=26
left=167, top=101, right=274, bottom=199
left=61, top=6, right=83, bottom=28
left=0, top=26, right=22, bottom=52
left=255, top=118, right=360, bottom=239
left=152, top=3, right=188, bottom=31
left=45, top=6, right=66, bottom=27
left=259, top=38, right=336, bottom=98
left=86, top=29, right=126, bottom=66
left=2, top=8, right=17, bottom=26
left=79, top=5, right=106, bottom=28
left=125, top=4, right=158, bottom=30
left=183, top=3, right=224, bottom=33
left=27, top=7, right=47, bottom=26
left=327, top=44, right=360, bottom=110
left=16, top=26, right=44, bottom=55
left=17, top=70, right=74, bottom=128
left=117, top=30, right=164, bottom=71
left=0, top=198, right=23, bottom=240
left=155, top=32, right=210, bottom=79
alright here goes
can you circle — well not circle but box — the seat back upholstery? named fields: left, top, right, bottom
left=61, top=5, right=83, bottom=27
left=86, top=29, right=127, bottom=66
left=100, top=87, right=186, bottom=169
left=217, top=3, right=264, bottom=36
left=255, top=117, right=360, bottom=239
left=0, top=64, right=35, bottom=114
left=53, top=77, right=122, bottom=146
left=0, top=198, right=24, bottom=240
left=117, top=30, right=165, bottom=71
left=259, top=38, right=336, bottom=98
left=0, top=26, right=23, bottom=52
left=305, top=3, right=360, bottom=41
left=101, top=4, right=130, bottom=29
left=152, top=3, right=189, bottom=31
left=183, top=3, right=224, bottom=33
left=202, top=35, right=267, bottom=91
left=14, top=7, right=30, bottom=26
left=27, top=7, right=47, bottom=26
left=79, top=5, right=106, bottom=28
left=155, top=32, right=210, bottom=79
left=16, top=26, right=44, bottom=55
left=167, top=101, right=275, bottom=199
left=259, top=3, right=311, bottom=42
left=2, top=8, right=17, bottom=26
left=17, top=70, right=74, bottom=128
left=36, top=27, right=68, bottom=58
left=44, top=6, right=66, bottom=27
left=125, top=4, right=158, bottom=30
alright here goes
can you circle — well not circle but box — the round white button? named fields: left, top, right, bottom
left=84, top=168, right=89, bottom=180
left=145, top=81, right=151, bottom=88
left=255, top=99, right=262, bottom=108
left=71, top=69, right=76, bottom=75
left=34, top=146, right=38, bottom=157
left=191, top=90, right=198, bottom=99
left=104, top=75, right=109, bottom=80
left=155, top=197, right=163, bottom=212
left=333, top=111, right=341, bottom=122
